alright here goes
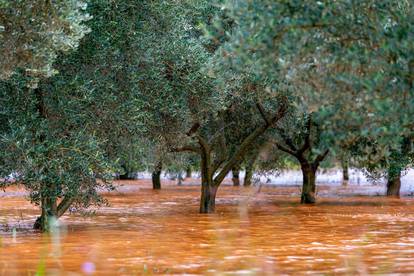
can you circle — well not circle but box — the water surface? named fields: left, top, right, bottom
left=1, top=180, right=414, bottom=275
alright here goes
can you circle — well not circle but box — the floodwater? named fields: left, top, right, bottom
left=1, top=179, right=414, bottom=275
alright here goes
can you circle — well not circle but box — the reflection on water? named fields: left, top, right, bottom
left=1, top=180, right=414, bottom=275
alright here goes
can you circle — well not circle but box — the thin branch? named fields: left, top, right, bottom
left=256, top=103, right=271, bottom=126
left=274, top=141, right=298, bottom=157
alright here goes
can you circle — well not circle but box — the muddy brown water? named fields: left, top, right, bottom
left=1, top=179, right=414, bottom=275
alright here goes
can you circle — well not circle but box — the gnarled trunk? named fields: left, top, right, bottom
left=152, top=161, right=162, bottom=190
left=387, top=169, right=401, bottom=197
left=300, top=163, right=316, bottom=204
left=232, top=167, right=240, bottom=186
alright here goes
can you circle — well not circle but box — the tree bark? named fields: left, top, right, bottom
left=231, top=167, right=240, bottom=186
left=300, top=163, right=316, bottom=204
left=386, top=168, right=401, bottom=197
left=152, top=161, right=162, bottom=190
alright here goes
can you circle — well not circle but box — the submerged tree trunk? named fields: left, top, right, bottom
left=152, top=161, right=162, bottom=190
left=232, top=167, right=240, bottom=186
left=198, top=142, right=219, bottom=213
left=386, top=168, right=401, bottom=197
left=34, top=186, right=57, bottom=231
left=34, top=193, right=74, bottom=231
left=341, top=159, right=349, bottom=185
left=200, top=177, right=217, bottom=213
left=300, top=164, right=316, bottom=204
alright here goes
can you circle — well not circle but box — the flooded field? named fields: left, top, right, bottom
left=1, top=179, right=414, bottom=275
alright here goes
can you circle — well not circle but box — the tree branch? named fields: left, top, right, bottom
left=276, top=127, right=298, bottom=152
left=57, top=196, right=74, bottom=218
left=256, top=103, right=271, bottom=126
left=313, top=149, right=330, bottom=167
left=213, top=105, right=287, bottom=186
left=274, top=141, right=297, bottom=157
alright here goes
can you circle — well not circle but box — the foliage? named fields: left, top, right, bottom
left=0, top=0, right=91, bottom=85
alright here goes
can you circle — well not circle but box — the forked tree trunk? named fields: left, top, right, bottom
left=386, top=168, right=401, bottom=197
left=300, top=163, right=316, bottom=204
left=34, top=193, right=57, bottom=231
left=194, top=103, right=286, bottom=213
left=152, top=161, right=162, bottom=190
left=232, top=167, right=240, bottom=186
left=34, top=194, right=75, bottom=231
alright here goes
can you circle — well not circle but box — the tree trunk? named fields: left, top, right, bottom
left=387, top=168, right=401, bottom=197
left=232, top=167, right=240, bottom=186
left=244, top=166, right=254, bottom=187
left=200, top=180, right=218, bottom=213
left=177, top=172, right=183, bottom=186
left=244, top=154, right=257, bottom=187
left=198, top=146, right=218, bottom=213
left=34, top=190, right=57, bottom=232
left=185, top=167, right=192, bottom=178
left=341, top=159, right=349, bottom=185
left=152, top=161, right=162, bottom=190
left=300, top=163, right=316, bottom=204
